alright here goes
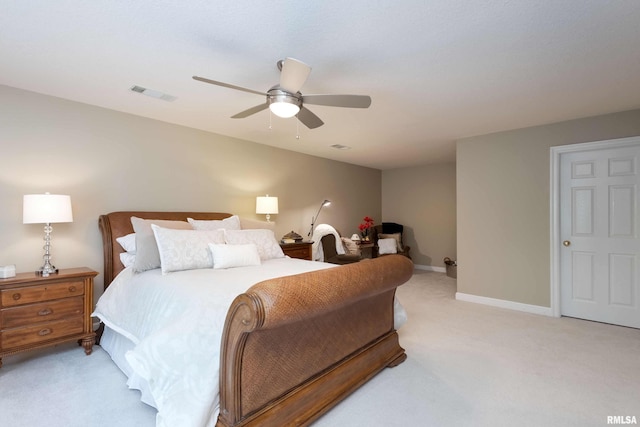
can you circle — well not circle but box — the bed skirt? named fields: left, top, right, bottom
left=100, top=326, right=158, bottom=409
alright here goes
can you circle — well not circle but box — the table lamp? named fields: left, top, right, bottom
left=256, top=195, right=279, bottom=222
left=23, top=193, right=73, bottom=276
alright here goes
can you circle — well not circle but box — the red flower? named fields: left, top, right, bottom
left=358, top=216, right=375, bottom=234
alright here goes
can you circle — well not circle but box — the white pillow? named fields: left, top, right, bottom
left=378, top=238, right=398, bottom=255
left=379, top=232, right=404, bottom=252
left=131, top=217, right=193, bottom=273
left=119, top=252, right=136, bottom=268
left=224, top=229, right=285, bottom=261
left=116, top=233, right=136, bottom=253
left=151, top=225, right=225, bottom=274
left=208, top=243, right=261, bottom=269
left=188, top=215, right=241, bottom=231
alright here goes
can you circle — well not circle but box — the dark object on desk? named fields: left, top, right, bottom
left=371, top=222, right=412, bottom=259
left=321, top=234, right=362, bottom=265
left=281, top=231, right=303, bottom=243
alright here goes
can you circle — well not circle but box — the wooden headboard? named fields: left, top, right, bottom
left=98, top=211, right=232, bottom=288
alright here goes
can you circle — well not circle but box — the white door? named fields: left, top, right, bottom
left=559, top=141, right=640, bottom=328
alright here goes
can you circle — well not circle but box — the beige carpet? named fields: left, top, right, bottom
left=1, top=270, right=638, bottom=426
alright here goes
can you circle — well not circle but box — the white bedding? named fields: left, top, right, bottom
left=93, top=257, right=407, bottom=427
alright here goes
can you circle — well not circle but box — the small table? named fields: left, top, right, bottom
left=280, top=241, right=313, bottom=260
left=357, top=242, right=377, bottom=259
left=0, top=267, right=98, bottom=367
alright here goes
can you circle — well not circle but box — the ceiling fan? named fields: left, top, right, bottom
left=192, top=57, right=371, bottom=129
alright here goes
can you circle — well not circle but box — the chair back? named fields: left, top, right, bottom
left=381, top=222, right=404, bottom=234
left=321, top=234, right=339, bottom=260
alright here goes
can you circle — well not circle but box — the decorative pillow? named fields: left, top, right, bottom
left=379, top=232, right=404, bottom=252
left=378, top=238, right=398, bottom=255
left=119, top=252, right=136, bottom=268
left=188, top=215, right=241, bottom=231
left=116, top=233, right=136, bottom=253
left=341, top=237, right=361, bottom=256
left=208, top=243, right=261, bottom=269
left=224, top=229, right=285, bottom=260
left=239, top=217, right=276, bottom=231
left=130, top=217, right=192, bottom=273
left=151, top=225, right=225, bottom=274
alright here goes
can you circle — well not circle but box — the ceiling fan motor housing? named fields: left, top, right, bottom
left=268, top=87, right=301, bottom=106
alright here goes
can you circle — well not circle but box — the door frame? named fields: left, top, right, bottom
left=550, top=135, right=640, bottom=318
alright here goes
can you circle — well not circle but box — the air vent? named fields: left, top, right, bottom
left=129, top=85, right=177, bottom=102
left=330, top=144, right=351, bottom=150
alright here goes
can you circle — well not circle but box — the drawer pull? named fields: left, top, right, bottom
left=12, top=293, right=21, bottom=301
left=38, top=308, right=53, bottom=316
left=38, top=328, right=52, bottom=336
left=68, top=286, right=77, bottom=293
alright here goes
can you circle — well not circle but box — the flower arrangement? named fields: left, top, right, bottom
left=358, top=216, right=374, bottom=241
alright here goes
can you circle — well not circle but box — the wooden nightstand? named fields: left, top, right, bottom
left=280, top=241, right=313, bottom=260
left=0, top=267, right=98, bottom=367
left=357, top=242, right=377, bottom=259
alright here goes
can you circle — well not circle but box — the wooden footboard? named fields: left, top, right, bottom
left=217, top=255, right=414, bottom=427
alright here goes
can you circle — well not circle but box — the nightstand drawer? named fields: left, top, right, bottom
left=285, top=247, right=311, bottom=259
left=280, top=242, right=313, bottom=260
left=1, top=296, right=84, bottom=329
left=1, top=280, right=85, bottom=308
left=1, top=317, right=84, bottom=349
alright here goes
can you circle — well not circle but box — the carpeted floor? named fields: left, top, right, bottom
left=1, top=271, right=638, bottom=426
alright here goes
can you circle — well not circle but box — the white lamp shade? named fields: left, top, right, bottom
left=256, top=195, right=279, bottom=214
left=23, top=194, right=73, bottom=224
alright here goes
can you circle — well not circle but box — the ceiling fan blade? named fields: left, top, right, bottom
left=231, top=103, right=269, bottom=118
left=302, top=94, right=372, bottom=108
left=279, top=58, right=311, bottom=93
left=192, top=76, right=265, bottom=97
left=297, top=106, right=324, bottom=129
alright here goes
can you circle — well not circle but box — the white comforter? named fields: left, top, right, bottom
left=93, top=258, right=406, bottom=427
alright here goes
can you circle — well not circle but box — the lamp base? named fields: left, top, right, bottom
left=36, top=266, right=58, bottom=277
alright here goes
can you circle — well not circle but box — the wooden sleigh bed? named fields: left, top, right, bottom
left=98, top=211, right=413, bottom=427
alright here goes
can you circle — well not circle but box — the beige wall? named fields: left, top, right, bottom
left=457, top=108, right=640, bottom=307
left=0, top=85, right=381, bottom=296
left=382, top=162, right=456, bottom=268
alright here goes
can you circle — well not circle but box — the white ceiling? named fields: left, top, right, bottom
left=2, top=1, right=640, bottom=170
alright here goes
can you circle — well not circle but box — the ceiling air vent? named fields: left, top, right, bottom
left=330, top=144, right=351, bottom=150
left=129, top=85, right=177, bottom=102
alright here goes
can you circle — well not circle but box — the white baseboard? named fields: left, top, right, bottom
left=455, top=292, right=552, bottom=317
left=414, top=264, right=446, bottom=273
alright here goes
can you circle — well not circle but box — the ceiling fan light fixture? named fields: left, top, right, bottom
left=269, top=101, right=300, bottom=118
left=268, top=88, right=301, bottom=118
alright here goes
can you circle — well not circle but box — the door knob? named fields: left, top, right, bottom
left=563, top=240, right=571, bottom=247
